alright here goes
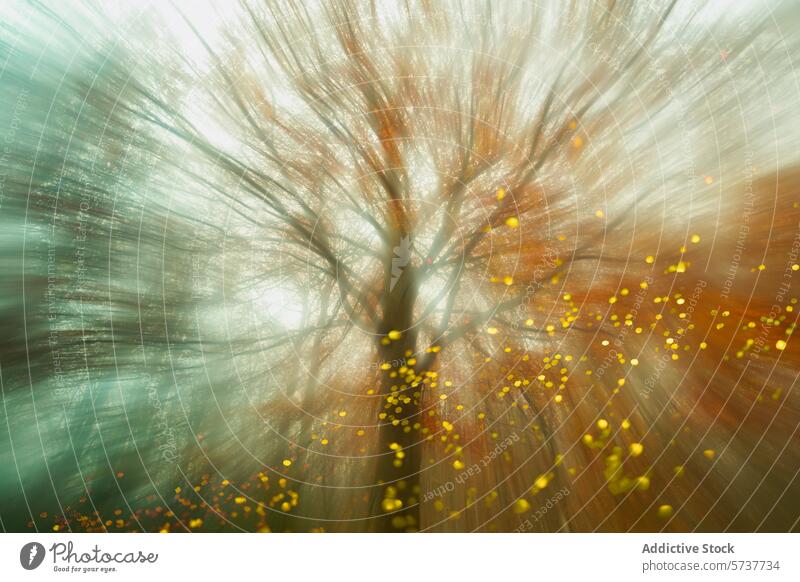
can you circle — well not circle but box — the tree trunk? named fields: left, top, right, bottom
left=373, top=239, right=423, bottom=531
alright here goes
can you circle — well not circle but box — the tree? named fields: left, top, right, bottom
left=1, top=0, right=800, bottom=532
